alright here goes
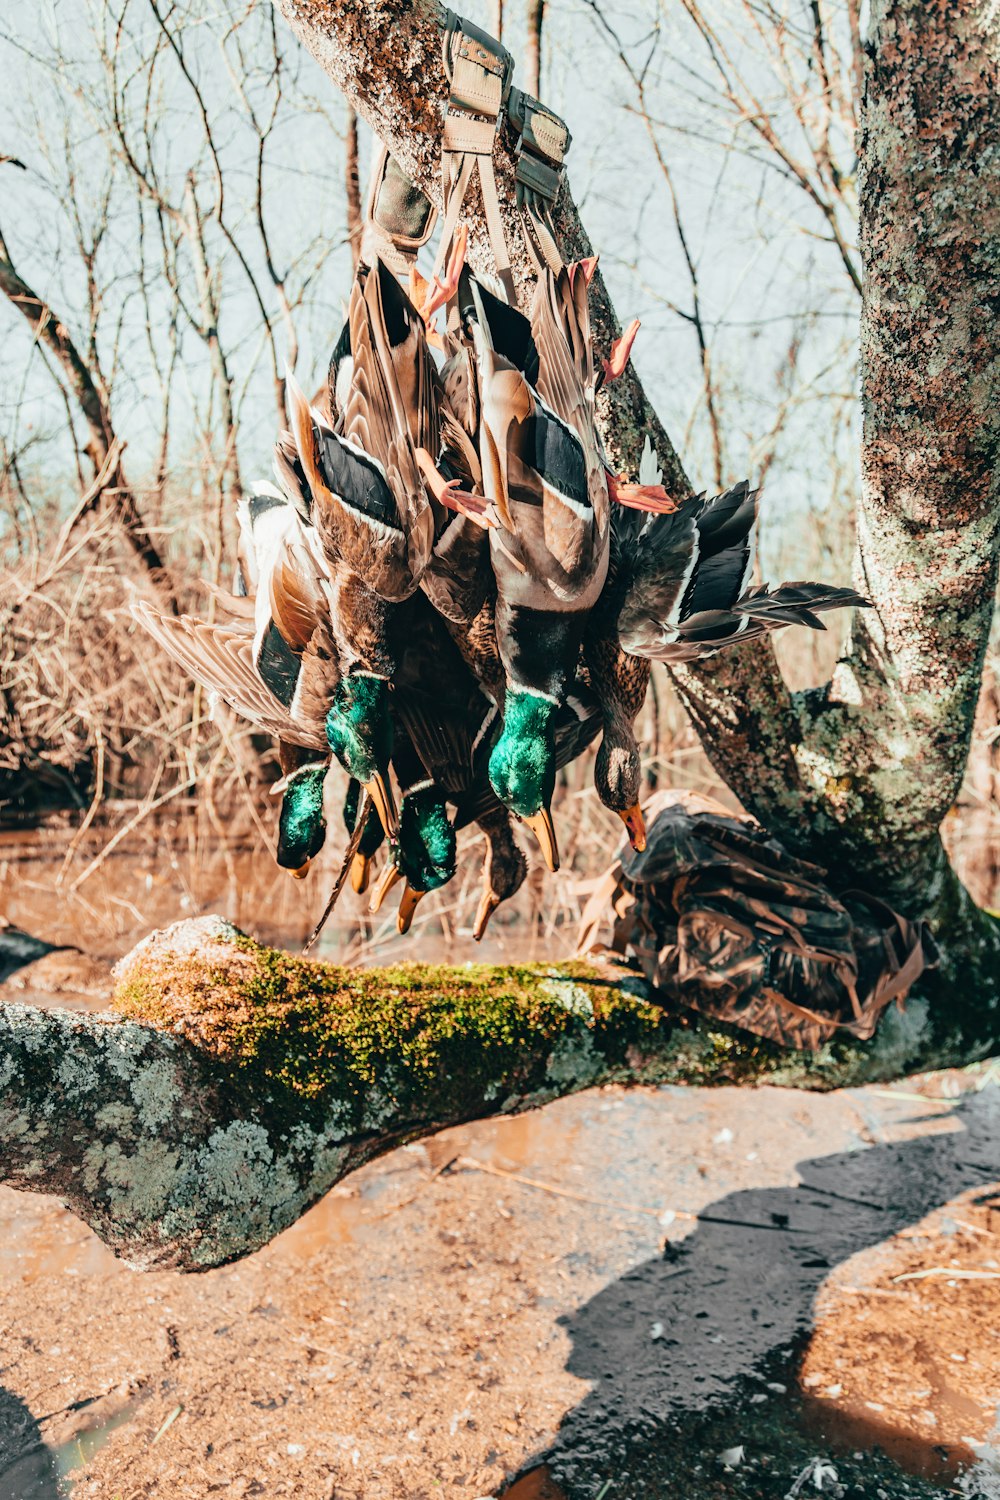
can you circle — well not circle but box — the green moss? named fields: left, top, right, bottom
left=113, top=934, right=687, bottom=1132
left=112, top=916, right=997, bottom=1138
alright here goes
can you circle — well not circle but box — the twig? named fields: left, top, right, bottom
left=891, top=1267, right=1000, bottom=1283
left=456, top=1156, right=810, bottom=1231
left=56, top=719, right=106, bottom=885
left=302, top=790, right=371, bottom=954
left=69, top=777, right=198, bottom=892
left=150, top=1403, right=183, bottom=1445
left=457, top=1155, right=676, bottom=1218
left=869, top=1088, right=954, bottom=1105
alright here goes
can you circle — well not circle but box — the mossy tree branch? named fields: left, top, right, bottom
left=0, top=916, right=994, bottom=1273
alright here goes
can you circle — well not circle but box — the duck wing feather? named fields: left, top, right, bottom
left=131, top=600, right=327, bottom=752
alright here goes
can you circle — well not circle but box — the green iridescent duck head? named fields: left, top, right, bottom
left=325, top=674, right=396, bottom=836
left=276, top=763, right=328, bottom=877
left=369, top=781, right=456, bottom=934
left=488, top=689, right=560, bottom=872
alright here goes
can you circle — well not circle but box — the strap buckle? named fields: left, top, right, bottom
left=437, top=11, right=517, bottom=305
left=443, top=11, right=513, bottom=117
left=506, top=88, right=572, bottom=274
left=507, top=86, right=571, bottom=200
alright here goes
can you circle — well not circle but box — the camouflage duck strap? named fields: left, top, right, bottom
left=435, top=10, right=515, bottom=307
left=361, top=141, right=438, bottom=278
left=361, top=18, right=571, bottom=302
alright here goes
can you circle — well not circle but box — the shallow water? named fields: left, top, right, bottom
left=0, top=805, right=586, bottom=986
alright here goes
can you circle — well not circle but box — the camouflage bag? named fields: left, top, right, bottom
left=579, top=790, right=937, bottom=1052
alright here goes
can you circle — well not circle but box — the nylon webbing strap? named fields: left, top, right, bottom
left=506, top=86, right=572, bottom=275
left=436, top=10, right=515, bottom=305
left=362, top=142, right=437, bottom=276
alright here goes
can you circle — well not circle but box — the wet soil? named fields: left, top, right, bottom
left=0, top=1056, right=997, bottom=1498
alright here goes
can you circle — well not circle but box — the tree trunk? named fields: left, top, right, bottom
left=670, top=0, right=1000, bottom=908
left=345, top=107, right=363, bottom=269
left=0, top=223, right=176, bottom=609
left=525, top=0, right=546, bottom=97
left=0, top=915, right=992, bottom=1273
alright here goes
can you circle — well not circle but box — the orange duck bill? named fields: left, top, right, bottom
left=522, top=809, right=560, bottom=873
left=618, top=802, right=647, bottom=853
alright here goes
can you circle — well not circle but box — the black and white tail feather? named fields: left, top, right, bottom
left=616, top=457, right=867, bottom=663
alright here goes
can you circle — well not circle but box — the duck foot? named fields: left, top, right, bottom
left=418, top=224, right=468, bottom=326
left=605, top=470, right=678, bottom=515
left=602, top=317, right=640, bottom=383
left=415, top=450, right=496, bottom=529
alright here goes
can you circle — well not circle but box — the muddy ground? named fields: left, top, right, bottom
left=0, top=819, right=999, bottom=1498
left=0, top=1048, right=998, bottom=1497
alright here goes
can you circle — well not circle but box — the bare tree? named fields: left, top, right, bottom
left=0, top=0, right=352, bottom=806
left=525, top=0, right=546, bottom=96
left=345, top=108, right=363, bottom=269
left=0, top=215, right=174, bottom=606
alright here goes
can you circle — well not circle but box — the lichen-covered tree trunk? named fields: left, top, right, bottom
left=276, top=0, right=1000, bottom=991
left=673, top=0, right=1000, bottom=893
left=669, top=0, right=1000, bottom=1002
left=0, top=916, right=989, bottom=1272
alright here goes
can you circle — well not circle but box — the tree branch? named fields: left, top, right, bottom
left=0, top=220, right=176, bottom=609
left=0, top=914, right=992, bottom=1273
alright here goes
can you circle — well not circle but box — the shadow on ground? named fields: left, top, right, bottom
left=507, top=1088, right=1000, bottom=1500
left=0, top=1388, right=60, bottom=1500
